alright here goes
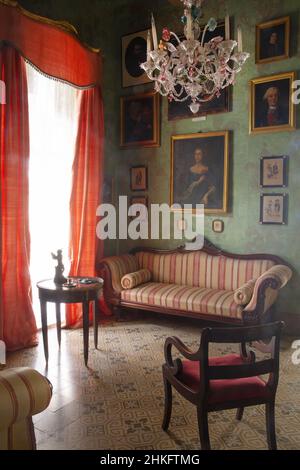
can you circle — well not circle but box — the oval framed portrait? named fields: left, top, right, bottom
left=122, top=29, right=152, bottom=88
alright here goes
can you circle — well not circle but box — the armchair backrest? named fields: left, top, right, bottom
left=199, top=322, right=284, bottom=398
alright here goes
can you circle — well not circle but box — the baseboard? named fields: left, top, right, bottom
left=276, top=312, right=300, bottom=337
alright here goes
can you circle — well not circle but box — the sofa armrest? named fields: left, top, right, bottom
left=0, top=367, right=52, bottom=429
left=234, top=279, right=256, bottom=305
left=98, top=254, right=139, bottom=302
left=243, top=265, right=292, bottom=323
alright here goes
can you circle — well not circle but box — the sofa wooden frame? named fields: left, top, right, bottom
left=98, top=239, right=290, bottom=326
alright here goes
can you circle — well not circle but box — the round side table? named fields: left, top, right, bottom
left=37, top=277, right=104, bottom=366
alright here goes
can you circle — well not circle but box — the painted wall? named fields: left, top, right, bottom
left=19, top=0, right=300, bottom=317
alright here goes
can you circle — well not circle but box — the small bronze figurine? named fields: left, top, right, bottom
left=51, top=249, right=67, bottom=285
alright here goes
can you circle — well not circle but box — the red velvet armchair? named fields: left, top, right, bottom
left=162, top=322, right=284, bottom=450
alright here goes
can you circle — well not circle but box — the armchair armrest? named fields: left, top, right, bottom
left=0, top=367, right=52, bottom=429
left=243, top=265, right=292, bottom=323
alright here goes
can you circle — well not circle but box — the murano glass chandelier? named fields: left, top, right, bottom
left=141, top=0, right=250, bottom=114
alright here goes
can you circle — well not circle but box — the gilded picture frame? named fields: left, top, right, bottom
left=170, top=131, right=229, bottom=215
left=249, top=72, right=296, bottom=135
left=256, top=16, right=290, bottom=65
left=120, top=91, right=160, bottom=148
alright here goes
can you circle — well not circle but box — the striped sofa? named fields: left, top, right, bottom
left=98, top=241, right=292, bottom=325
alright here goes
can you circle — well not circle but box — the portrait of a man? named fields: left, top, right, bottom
left=250, top=72, right=295, bottom=134
left=121, top=91, right=160, bottom=148
left=122, top=30, right=152, bottom=87
left=171, top=131, right=229, bottom=214
left=256, top=17, right=290, bottom=64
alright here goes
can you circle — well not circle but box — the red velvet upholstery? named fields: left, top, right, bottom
left=180, top=354, right=272, bottom=404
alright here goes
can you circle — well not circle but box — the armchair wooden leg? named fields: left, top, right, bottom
left=266, top=401, right=277, bottom=450
left=197, top=407, right=211, bottom=450
left=236, top=407, right=244, bottom=421
left=162, top=376, right=172, bottom=431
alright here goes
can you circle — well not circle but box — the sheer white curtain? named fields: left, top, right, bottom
left=26, top=63, right=81, bottom=326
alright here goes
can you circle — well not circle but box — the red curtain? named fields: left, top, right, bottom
left=0, top=45, right=38, bottom=351
left=66, top=87, right=104, bottom=328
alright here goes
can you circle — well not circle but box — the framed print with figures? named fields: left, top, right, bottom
left=170, top=131, right=229, bottom=215
left=260, top=193, right=288, bottom=225
left=122, top=29, right=152, bottom=87
left=250, top=72, right=296, bottom=135
left=260, top=156, right=288, bottom=188
left=256, top=16, right=290, bottom=64
left=130, top=166, right=148, bottom=192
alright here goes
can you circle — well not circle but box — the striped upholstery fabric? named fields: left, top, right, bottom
left=135, top=251, right=275, bottom=291
left=121, top=283, right=243, bottom=319
left=0, top=367, right=52, bottom=450
left=121, top=269, right=152, bottom=290
left=234, top=279, right=256, bottom=306
left=102, top=255, right=139, bottom=293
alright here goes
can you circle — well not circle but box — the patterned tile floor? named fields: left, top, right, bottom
left=6, top=316, right=300, bottom=450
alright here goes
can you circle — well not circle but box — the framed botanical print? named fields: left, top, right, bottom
left=130, top=166, right=148, bottom=191
left=250, top=72, right=296, bottom=135
left=122, top=29, right=152, bottom=87
left=256, top=16, right=290, bottom=64
left=260, top=193, right=288, bottom=225
left=260, top=156, right=288, bottom=188
left=168, top=19, right=230, bottom=121
left=120, top=91, right=160, bottom=148
left=170, top=131, right=229, bottom=215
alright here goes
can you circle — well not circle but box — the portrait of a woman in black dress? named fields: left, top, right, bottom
left=171, top=132, right=229, bottom=214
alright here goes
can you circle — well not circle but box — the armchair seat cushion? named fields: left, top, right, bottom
left=121, top=283, right=243, bottom=320
left=180, top=355, right=272, bottom=404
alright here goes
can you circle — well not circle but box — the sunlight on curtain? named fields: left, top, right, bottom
left=26, top=63, right=80, bottom=327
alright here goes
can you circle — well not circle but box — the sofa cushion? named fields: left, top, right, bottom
left=135, top=251, right=274, bottom=291
left=101, top=255, right=139, bottom=293
left=121, top=269, right=152, bottom=290
left=121, top=283, right=243, bottom=320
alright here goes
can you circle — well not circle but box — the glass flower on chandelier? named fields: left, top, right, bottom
left=140, top=0, right=250, bottom=114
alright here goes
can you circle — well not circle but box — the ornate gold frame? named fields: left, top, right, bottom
left=120, top=91, right=160, bottom=148
left=256, top=16, right=290, bottom=65
left=249, top=72, right=296, bottom=135
left=170, top=131, right=229, bottom=215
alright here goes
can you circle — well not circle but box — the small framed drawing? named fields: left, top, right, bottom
left=260, top=193, right=288, bottom=225
left=260, top=156, right=288, bottom=188
left=122, top=29, right=152, bottom=87
left=130, top=166, right=148, bottom=192
left=256, top=16, right=290, bottom=64
left=212, top=220, right=224, bottom=233
left=120, top=91, right=160, bottom=148
left=249, top=72, right=296, bottom=135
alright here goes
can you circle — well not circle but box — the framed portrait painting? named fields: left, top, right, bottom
left=122, top=29, right=152, bottom=87
left=120, top=91, right=160, bottom=148
left=250, top=72, right=296, bottom=135
left=168, top=19, right=230, bottom=121
left=170, top=131, right=229, bottom=215
left=260, top=156, right=288, bottom=188
left=260, top=193, right=288, bottom=225
left=130, top=166, right=148, bottom=191
left=256, top=16, right=290, bottom=64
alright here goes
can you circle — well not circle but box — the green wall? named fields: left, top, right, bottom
left=19, top=0, right=300, bottom=317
